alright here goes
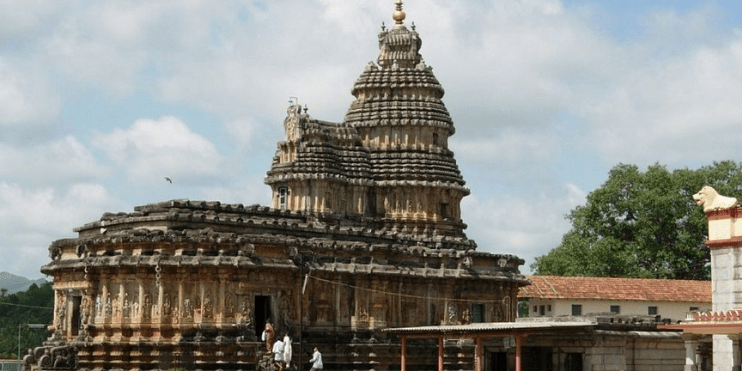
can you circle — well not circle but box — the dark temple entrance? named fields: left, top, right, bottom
left=255, top=295, right=272, bottom=338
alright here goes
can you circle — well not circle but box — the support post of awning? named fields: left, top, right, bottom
left=475, top=335, right=483, bottom=371
left=401, top=335, right=407, bottom=371
left=515, top=334, right=522, bottom=371
left=438, top=336, right=444, bottom=371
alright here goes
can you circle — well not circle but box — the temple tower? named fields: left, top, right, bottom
left=266, top=0, right=468, bottom=237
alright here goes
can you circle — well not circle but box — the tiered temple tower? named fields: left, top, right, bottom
left=266, top=0, right=467, bottom=236
left=27, top=3, right=528, bottom=371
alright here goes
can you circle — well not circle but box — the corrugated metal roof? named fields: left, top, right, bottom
left=518, top=275, right=711, bottom=303
left=384, top=321, right=595, bottom=335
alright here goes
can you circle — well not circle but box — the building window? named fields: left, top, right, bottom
left=471, top=304, right=484, bottom=323
left=648, top=306, right=658, bottom=315
left=690, top=306, right=699, bottom=311
left=278, top=187, right=289, bottom=210
left=539, top=305, right=545, bottom=316
left=564, top=353, right=583, bottom=371
left=432, top=133, right=439, bottom=146
left=571, top=304, right=582, bottom=316
left=440, top=203, right=449, bottom=219
left=547, top=305, right=552, bottom=312
left=533, top=305, right=538, bottom=313
left=610, top=305, right=620, bottom=314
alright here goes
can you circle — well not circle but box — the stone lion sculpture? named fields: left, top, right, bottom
left=693, top=186, right=739, bottom=212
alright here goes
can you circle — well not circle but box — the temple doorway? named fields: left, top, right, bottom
left=255, top=295, right=272, bottom=337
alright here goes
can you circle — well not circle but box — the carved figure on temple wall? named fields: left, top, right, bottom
left=95, top=296, right=101, bottom=317
left=57, top=302, right=66, bottom=332
left=105, top=297, right=112, bottom=318
left=184, top=299, right=193, bottom=318
left=122, top=293, right=130, bottom=318
left=358, top=306, right=369, bottom=321
left=284, top=104, right=302, bottom=141
left=203, top=296, right=212, bottom=319
left=239, top=301, right=253, bottom=327
left=143, top=295, right=151, bottom=319
left=447, top=303, right=457, bottom=324
left=132, top=295, right=139, bottom=318
left=280, top=295, right=291, bottom=330
left=171, top=305, right=180, bottom=324
left=226, top=294, right=235, bottom=317
left=81, top=297, right=91, bottom=326
left=163, top=296, right=171, bottom=316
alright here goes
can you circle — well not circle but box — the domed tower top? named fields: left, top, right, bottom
left=377, top=0, right=422, bottom=69
left=392, top=0, right=407, bottom=28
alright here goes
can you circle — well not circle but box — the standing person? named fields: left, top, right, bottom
left=272, top=338, right=285, bottom=371
left=261, top=319, right=275, bottom=352
left=283, top=333, right=292, bottom=370
left=309, top=347, right=322, bottom=371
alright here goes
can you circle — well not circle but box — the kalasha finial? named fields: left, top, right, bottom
left=393, top=0, right=406, bottom=28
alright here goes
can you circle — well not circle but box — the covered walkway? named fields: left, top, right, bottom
left=385, top=321, right=595, bottom=371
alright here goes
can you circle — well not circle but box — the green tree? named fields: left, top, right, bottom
left=532, top=161, right=742, bottom=280
left=0, top=282, right=53, bottom=359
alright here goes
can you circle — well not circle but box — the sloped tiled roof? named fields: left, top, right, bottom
left=518, top=275, right=711, bottom=303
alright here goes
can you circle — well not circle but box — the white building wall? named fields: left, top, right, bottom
left=526, top=298, right=710, bottom=322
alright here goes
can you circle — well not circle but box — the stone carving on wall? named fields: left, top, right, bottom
left=694, top=186, right=739, bottom=212
left=447, top=303, right=457, bottom=325
left=95, top=295, right=101, bottom=318
left=122, top=293, right=130, bottom=319
left=143, top=295, right=151, bottom=319
left=105, top=297, right=112, bottom=318
left=163, top=295, right=171, bottom=316
left=203, top=296, right=212, bottom=319
left=239, top=300, right=253, bottom=327
left=56, top=293, right=66, bottom=332
left=184, top=299, right=194, bottom=318
left=132, top=294, right=140, bottom=319
left=280, top=294, right=291, bottom=330
left=225, top=293, right=235, bottom=318
left=284, top=104, right=302, bottom=142
left=81, top=296, right=91, bottom=327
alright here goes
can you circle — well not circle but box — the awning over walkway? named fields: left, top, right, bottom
left=385, top=321, right=596, bottom=371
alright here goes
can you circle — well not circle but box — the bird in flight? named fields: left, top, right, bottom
left=164, top=177, right=172, bottom=183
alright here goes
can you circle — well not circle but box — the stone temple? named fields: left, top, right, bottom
left=26, top=2, right=528, bottom=371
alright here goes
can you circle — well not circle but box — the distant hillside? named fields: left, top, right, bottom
left=0, top=272, right=48, bottom=295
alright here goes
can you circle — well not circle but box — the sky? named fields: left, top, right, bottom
left=2, top=0, right=742, bottom=280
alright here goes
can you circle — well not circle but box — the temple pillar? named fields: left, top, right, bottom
left=713, top=335, right=740, bottom=371
left=684, top=337, right=698, bottom=371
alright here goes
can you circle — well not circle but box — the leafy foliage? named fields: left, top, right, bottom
left=532, top=161, right=742, bottom=280
left=0, top=282, right=53, bottom=359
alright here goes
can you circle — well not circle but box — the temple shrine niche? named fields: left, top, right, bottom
left=25, top=2, right=528, bottom=371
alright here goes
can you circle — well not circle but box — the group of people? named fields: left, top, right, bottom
left=262, top=319, right=322, bottom=371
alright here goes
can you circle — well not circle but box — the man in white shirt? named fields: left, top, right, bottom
left=272, top=339, right=285, bottom=371
left=309, top=347, right=322, bottom=371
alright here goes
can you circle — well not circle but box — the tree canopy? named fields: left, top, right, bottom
left=531, top=161, right=742, bottom=280
left=0, top=282, right=53, bottom=359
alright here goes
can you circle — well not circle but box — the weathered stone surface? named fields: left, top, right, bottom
left=31, top=3, right=528, bottom=371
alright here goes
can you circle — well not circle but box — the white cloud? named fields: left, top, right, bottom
left=93, top=116, right=224, bottom=185
left=0, top=182, right=115, bottom=279
left=0, top=136, right=109, bottom=185
left=462, top=182, right=585, bottom=273
left=582, top=40, right=742, bottom=166
left=0, top=59, right=60, bottom=128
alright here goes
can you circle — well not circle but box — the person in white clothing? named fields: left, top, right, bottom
left=272, top=339, right=285, bottom=371
left=282, top=333, right=292, bottom=369
left=309, top=347, right=322, bottom=371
